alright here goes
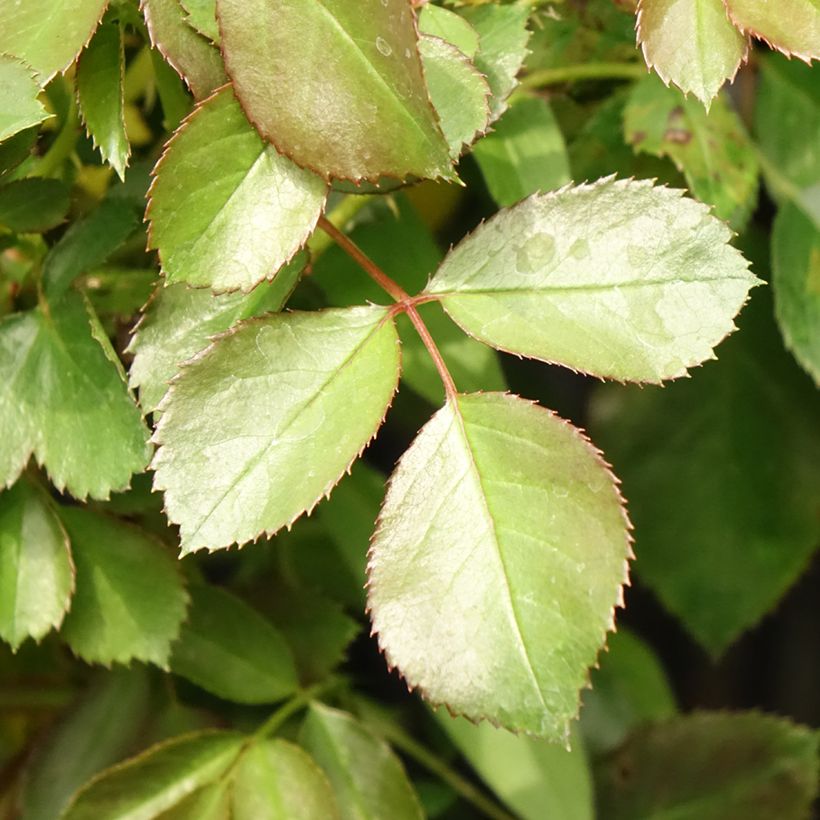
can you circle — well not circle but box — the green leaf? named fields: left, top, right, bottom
left=460, top=4, right=531, bottom=122
left=63, top=730, right=246, bottom=819
left=142, top=0, right=227, bottom=99
left=128, top=256, right=304, bottom=413
left=43, top=198, right=140, bottom=301
left=77, top=21, right=130, bottom=181
left=59, top=507, right=188, bottom=667
left=773, top=202, right=820, bottom=384
left=580, top=628, right=677, bottom=755
left=0, top=478, right=73, bottom=650
left=180, top=0, right=219, bottom=43
left=637, top=0, right=747, bottom=106
left=0, top=0, right=107, bottom=83
left=418, top=34, right=489, bottom=159
left=0, top=126, right=38, bottom=178
left=589, top=296, right=820, bottom=654
left=595, top=712, right=820, bottom=819
left=231, top=738, right=340, bottom=820
left=0, top=56, right=50, bottom=143
left=150, top=47, right=192, bottom=132
left=426, top=177, right=759, bottom=383
left=0, top=178, right=70, bottom=233
left=418, top=4, right=480, bottom=59
left=624, top=75, right=759, bottom=228
left=153, top=306, right=400, bottom=553
left=147, top=87, right=326, bottom=293
left=368, top=392, right=631, bottom=740
left=170, top=583, right=298, bottom=704
left=755, top=52, right=820, bottom=190
left=472, top=96, right=571, bottom=207
left=0, top=293, right=151, bottom=499
left=216, top=0, right=454, bottom=182
left=300, top=703, right=423, bottom=820
left=434, top=712, right=594, bottom=820
left=724, top=0, right=820, bottom=62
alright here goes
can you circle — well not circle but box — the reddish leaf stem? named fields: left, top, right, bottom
left=318, top=215, right=458, bottom=402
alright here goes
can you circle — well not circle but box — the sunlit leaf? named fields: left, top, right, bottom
left=0, top=178, right=70, bottom=233
left=368, top=392, right=631, bottom=739
left=637, top=0, right=747, bottom=106
left=217, top=0, right=453, bottom=182
left=300, top=704, right=423, bottom=820
left=724, top=0, right=820, bottom=62
left=0, top=478, right=73, bottom=650
left=148, top=87, right=326, bottom=293
left=418, top=4, right=479, bottom=59
left=59, top=507, right=187, bottom=667
left=426, top=177, right=759, bottom=383
left=0, top=56, right=50, bottom=143
left=153, top=306, right=400, bottom=553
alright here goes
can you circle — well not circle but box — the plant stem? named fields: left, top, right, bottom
left=405, top=303, right=458, bottom=402
left=309, top=195, right=376, bottom=260
left=33, top=95, right=80, bottom=178
left=253, top=682, right=327, bottom=740
left=519, top=61, right=646, bottom=90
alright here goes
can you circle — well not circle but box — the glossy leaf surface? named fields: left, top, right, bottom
left=0, top=178, right=70, bottom=233
left=724, top=0, right=820, bottom=62
left=60, top=507, right=188, bottom=667
left=0, top=293, right=151, bottom=498
left=427, top=178, right=758, bottom=383
left=170, top=584, right=298, bottom=703
left=153, top=306, right=400, bottom=553
left=217, top=0, right=453, bottom=182
left=637, top=0, right=747, bottom=106
left=368, top=393, right=631, bottom=739
left=0, top=479, right=73, bottom=650
left=300, top=704, right=422, bottom=820
left=148, top=88, right=325, bottom=293
left=0, top=56, right=50, bottom=142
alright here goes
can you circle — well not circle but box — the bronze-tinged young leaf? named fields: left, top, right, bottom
left=0, top=479, right=73, bottom=651
left=170, top=584, right=298, bottom=704
left=773, top=202, right=820, bottom=384
left=596, top=712, right=820, bottom=820
left=0, top=293, right=151, bottom=499
left=0, top=56, right=51, bottom=143
left=77, top=21, right=130, bottom=181
left=368, top=392, right=632, bottom=740
left=300, top=704, right=423, bottom=820
left=724, top=0, right=820, bottom=62
left=59, top=507, right=189, bottom=668
left=62, top=730, right=246, bottom=820
left=153, top=306, right=400, bottom=553
left=624, top=75, right=759, bottom=228
left=637, top=0, right=747, bottom=107
left=216, top=0, right=454, bottom=182
left=142, top=0, right=227, bottom=99
left=0, top=0, right=108, bottom=83
left=148, top=87, right=326, bottom=293
left=426, top=177, right=759, bottom=383
left=0, top=178, right=70, bottom=233
left=128, top=255, right=304, bottom=413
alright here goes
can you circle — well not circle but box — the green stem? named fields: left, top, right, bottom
left=33, top=96, right=80, bottom=178
left=519, top=61, right=646, bottom=90
left=308, top=194, right=376, bottom=261
left=253, top=682, right=329, bottom=740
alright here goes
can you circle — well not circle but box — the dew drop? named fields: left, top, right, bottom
left=376, top=36, right=392, bottom=56
left=570, top=237, right=590, bottom=260
left=515, top=232, right=556, bottom=274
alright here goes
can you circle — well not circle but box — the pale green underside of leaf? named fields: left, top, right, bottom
left=78, top=22, right=130, bottom=181
left=217, top=0, right=453, bottom=182
left=596, top=712, right=820, bottom=819
left=170, top=584, right=298, bottom=703
left=0, top=179, right=70, bottom=233
left=637, top=0, right=747, bottom=107
left=434, top=712, right=594, bottom=820
left=773, top=202, right=820, bottom=384
left=0, top=293, right=151, bottom=499
left=180, top=0, right=219, bottom=43
left=472, top=96, right=571, bottom=208
left=300, top=704, right=423, bottom=820
left=724, top=0, right=820, bottom=62
left=426, top=177, right=759, bottom=383
left=148, top=87, right=326, bottom=293
left=0, top=56, right=51, bottom=143
left=419, top=35, right=490, bottom=159
left=624, top=75, right=759, bottom=228
left=0, top=0, right=107, bottom=83
left=418, top=4, right=480, bottom=59
left=142, top=0, right=227, bottom=99
left=368, top=392, right=631, bottom=740
left=0, top=479, right=73, bottom=651
left=59, top=507, right=189, bottom=668
left=153, top=306, right=400, bottom=553
left=128, top=256, right=303, bottom=413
